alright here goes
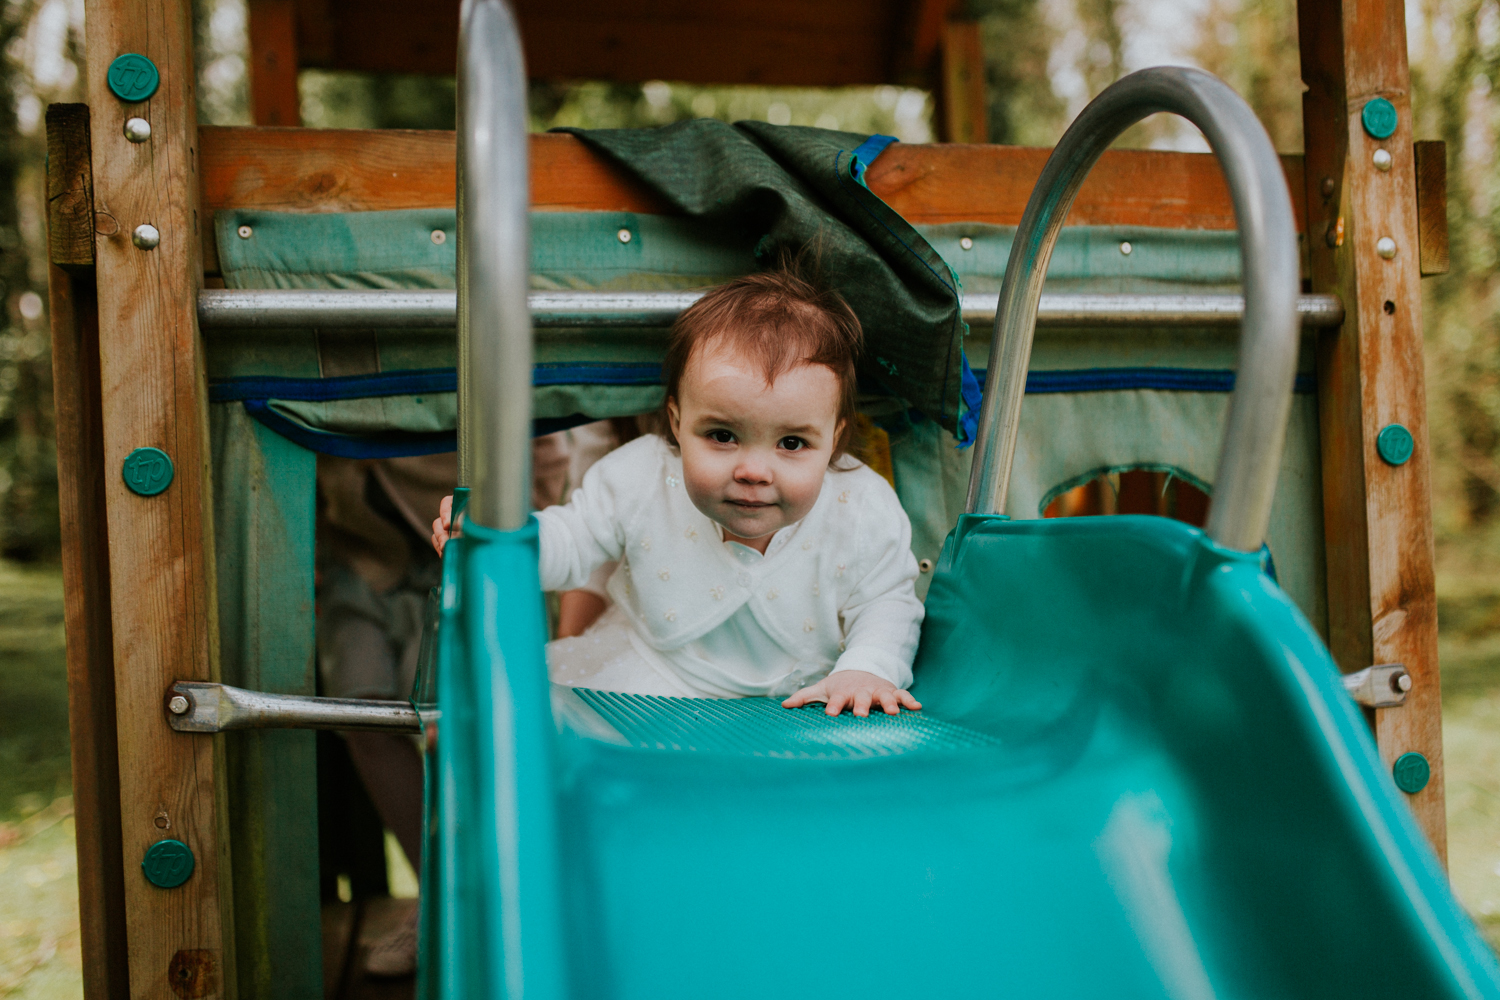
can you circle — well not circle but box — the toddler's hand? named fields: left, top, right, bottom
left=430, top=494, right=454, bottom=556
left=782, top=670, right=921, bottom=717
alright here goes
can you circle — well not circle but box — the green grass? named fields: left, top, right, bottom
left=0, top=562, right=68, bottom=825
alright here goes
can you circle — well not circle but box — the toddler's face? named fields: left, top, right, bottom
left=668, top=343, right=843, bottom=542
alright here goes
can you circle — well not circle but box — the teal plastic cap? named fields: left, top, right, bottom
left=1377, top=423, right=1414, bottom=466
left=107, top=53, right=159, bottom=102
left=123, top=447, right=174, bottom=496
left=1362, top=97, right=1398, bottom=140
left=1393, top=751, right=1430, bottom=794
left=142, top=838, right=195, bottom=888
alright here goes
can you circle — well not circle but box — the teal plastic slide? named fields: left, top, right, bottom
left=419, top=10, right=1500, bottom=995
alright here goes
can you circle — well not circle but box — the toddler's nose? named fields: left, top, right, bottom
left=733, top=456, right=773, bottom=485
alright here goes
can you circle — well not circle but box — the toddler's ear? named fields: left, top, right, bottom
left=666, top=398, right=681, bottom=438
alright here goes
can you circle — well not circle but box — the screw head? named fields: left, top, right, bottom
left=1375, top=236, right=1397, bottom=259
left=1372, top=148, right=1393, bottom=172
left=1320, top=176, right=1336, bottom=198
left=1377, top=423, right=1414, bottom=466
left=430, top=229, right=447, bottom=245
left=959, top=236, right=974, bottom=251
left=167, top=694, right=190, bottom=715
left=1392, top=671, right=1413, bottom=693
left=1119, top=241, right=1133, bottom=256
left=123, top=117, right=151, bottom=142
left=131, top=223, right=160, bottom=250
left=617, top=228, right=633, bottom=244
left=236, top=225, right=252, bottom=239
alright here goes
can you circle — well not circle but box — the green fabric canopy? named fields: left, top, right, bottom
left=557, top=121, right=976, bottom=439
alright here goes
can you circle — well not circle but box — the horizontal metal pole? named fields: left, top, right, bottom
left=166, top=681, right=421, bottom=734
left=198, top=288, right=1344, bottom=331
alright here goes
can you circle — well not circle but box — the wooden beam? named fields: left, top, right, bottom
left=248, top=0, right=300, bottom=127
left=1300, top=0, right=1445, bottom=857
left=938, top=21, right=988, bottom=144
left=84, top=0, right=236, bottom=993
left=47, top=104, right=128, bottom=996
left=1414, top=140, right=1449, bottom=276
left=46, top=103, right=95, bottom=271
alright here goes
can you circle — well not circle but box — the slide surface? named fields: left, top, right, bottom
left=429, top=514, right=1500, bottom=1000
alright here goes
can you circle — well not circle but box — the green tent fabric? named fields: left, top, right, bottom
left=556, top=121, right=975, bottom=439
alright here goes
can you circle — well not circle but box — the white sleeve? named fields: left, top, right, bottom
left=829, top=483, right=924, bottom=690
left=533, top=446, right=636, bottom=592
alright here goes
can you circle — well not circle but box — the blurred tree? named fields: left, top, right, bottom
left=971, top=0, right=1069, bottom=146
left=1191, top=0, right=1304, bottom=151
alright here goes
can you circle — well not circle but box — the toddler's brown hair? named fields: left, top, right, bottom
left=660, top=266, right=863, bottom=458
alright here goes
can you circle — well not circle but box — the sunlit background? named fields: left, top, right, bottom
left=3, top=0, right=1500, bottom=994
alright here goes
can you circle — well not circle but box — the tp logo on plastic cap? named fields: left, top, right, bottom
left=107, top=53, right=160, bottom=102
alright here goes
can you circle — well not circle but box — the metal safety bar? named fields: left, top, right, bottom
left=964, top=67, right=1303, bottom=553
left=456, top=0, right=531, bottom=528
left=197, top=288, right=1343, bottom=331
left=165, top=681, right=421, bottom=734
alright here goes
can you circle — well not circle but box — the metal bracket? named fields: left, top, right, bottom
left=1342, top=664, right=1411, bottom=708
left=166, top=681, right=421, bottom=734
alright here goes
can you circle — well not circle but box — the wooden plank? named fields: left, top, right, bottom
left=197, top=128, right=1310, bottom=271
left=47, top=254, right=130, bottom=1000
left=292, top=0, right=907, bottom=85
left=248, top=0, right=301, bottom=128
left=1300, top=0, right=1445, bottom=857
left=938, top=21, right=988, bottom=144
left=84, top=0, right=236, bottom=993
left=1414, top=140, right=1449, bottom=276
left=46, top=103, right=95, bottom=270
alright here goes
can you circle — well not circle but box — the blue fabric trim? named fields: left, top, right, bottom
left=849, top=134, right=898, bottom=186
left=239, top=399, right=601, bottom=458
left=209, top=363, right=664, bottom=404
left=956, top=351, right=984, bottom=448
left=967, top=368, right=1317, bottom=395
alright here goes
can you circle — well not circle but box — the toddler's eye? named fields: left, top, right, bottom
left=779, top=436, right=807, bottom=452
left=707, top=429, right=735, bottom=444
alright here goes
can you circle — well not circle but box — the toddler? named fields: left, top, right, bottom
left=432, top=268, right=924, bottom=716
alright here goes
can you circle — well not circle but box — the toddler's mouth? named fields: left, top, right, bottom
left=724, top=498, right=775, bottom=509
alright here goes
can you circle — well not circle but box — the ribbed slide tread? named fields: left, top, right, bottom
left=574, top=690, right=999, bottom=758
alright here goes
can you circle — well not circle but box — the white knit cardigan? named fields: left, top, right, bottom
left=534, top=434, right=925, bottom=689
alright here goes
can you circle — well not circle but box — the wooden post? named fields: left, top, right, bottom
left=938, top=20, right=988, bottom=144
left=1299, top=0, right=1446, bottom=857
left=46, top=101, right=131, bottom=1000
left=83, top=0, right=236, bottom=994
left=248, top=0, right=300, bottom=127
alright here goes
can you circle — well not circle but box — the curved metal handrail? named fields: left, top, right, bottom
left=964, top=67, right=1301, bottom=553
left=457, top=0, right=532, bottom=530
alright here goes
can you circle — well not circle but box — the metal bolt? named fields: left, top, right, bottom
left=1376, top=236, right=1397, bottom=259
left=959, top=236, right=973, bottom=251
left=1392, top=671, right=1413, bottom=694
left=1119, top=241, right=1133, bottom=256
left=430, top=229, right=446, bottom=245
left=919, top=558, right=934, bottom=573
left=131, top=223, right=160, bottom=250
left=236, top=225, right=252, bottom=239
left=167, top=694, right=190, bottom=715
left=1373, top=148, right=1392, bottom=172
left=1320, top=176, right=1336, bottom=198
left=123, top=117, right=151, bottom=143
left=617, top=228, right=632, bottom=244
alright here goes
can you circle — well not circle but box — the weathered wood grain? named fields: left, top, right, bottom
left=1414, top=140, right=1449, bottom=276
left=47, top=259, right=129, bottom=1000
left=84, top=0, right=236, bottom=991
left=248, top=0, right=300, bottom=128
left=1300, top=0, right=1446, bottom=858
left=46, top=103, right=95, bottom=270
left=197, top=129, right=1309, bottom=273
